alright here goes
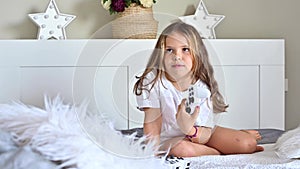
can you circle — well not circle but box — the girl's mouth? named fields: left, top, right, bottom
left=172, top=64, right=184, bottom=68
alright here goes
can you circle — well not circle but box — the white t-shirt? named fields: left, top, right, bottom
left=136, top=72, right=215, bottom=142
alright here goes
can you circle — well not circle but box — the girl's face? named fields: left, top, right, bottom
left=163, top=32, right=194, bottom=82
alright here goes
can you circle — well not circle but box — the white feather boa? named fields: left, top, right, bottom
left=0, top=96, right=167, bottom=169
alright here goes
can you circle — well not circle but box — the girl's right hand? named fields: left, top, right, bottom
left=176, top=99, right=200, bottom=135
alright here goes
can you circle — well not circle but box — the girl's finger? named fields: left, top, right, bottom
left=191, top=106, right=200, bottom=120
left=178, top=99, right=186, bottom=111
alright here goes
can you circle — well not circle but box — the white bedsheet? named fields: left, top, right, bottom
left=187, top=144, right=300, bottom=169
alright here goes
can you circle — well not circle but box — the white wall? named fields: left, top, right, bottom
left=0, top=0, right=299, bottom=130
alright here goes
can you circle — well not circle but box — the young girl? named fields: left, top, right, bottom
left=133, top=21, right=263, bottom=157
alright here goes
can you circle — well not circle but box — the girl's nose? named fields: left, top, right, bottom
left=173, top=51, right=182, bottom=61
left=174, top=55, right=181, bottom=61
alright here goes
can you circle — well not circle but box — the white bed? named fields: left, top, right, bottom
left=1, top=39, right=299, bottom=169
left=188, top=143, right=300, bottom=169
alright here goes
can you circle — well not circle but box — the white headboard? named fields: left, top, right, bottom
left=0, top=39, right=285, bottom=130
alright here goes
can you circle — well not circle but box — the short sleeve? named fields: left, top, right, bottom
left=135, top=72, right=160, bottom=110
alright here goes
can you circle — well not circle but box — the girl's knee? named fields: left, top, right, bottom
left=169, top=141, right=194, bottom=157
left=169, top=140, right=220, bottom=157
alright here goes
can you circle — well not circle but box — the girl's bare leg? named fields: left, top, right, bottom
left=161, top=137, right=220, bottom=157
left=206, top=126, right=264, bottom=155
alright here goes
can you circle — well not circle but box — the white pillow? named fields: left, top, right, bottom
left=275, top=125, right=300, bottom=159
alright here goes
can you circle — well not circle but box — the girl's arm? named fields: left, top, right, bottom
left=143, top=107, right=162, bottom=147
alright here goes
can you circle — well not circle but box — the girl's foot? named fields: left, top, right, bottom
left=241, top=130, right=262, bottom=141
left=242, top=130, right=264, bottom=153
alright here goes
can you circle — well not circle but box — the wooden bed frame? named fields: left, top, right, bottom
left=0, top=39, right=285, bottom=130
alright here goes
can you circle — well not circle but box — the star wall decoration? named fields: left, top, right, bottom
left=28, top=0, right=76, bottom=40
left=179, top=0, right=225, bottom=39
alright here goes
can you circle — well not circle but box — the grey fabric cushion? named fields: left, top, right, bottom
left=120, top=128, right=144, bottom=138
left=120, top=128, right=285, bottom=144
left=257, top=129, right=285, bottom=144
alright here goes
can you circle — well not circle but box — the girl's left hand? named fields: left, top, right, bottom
left=176, top=99, right=200, bottom=135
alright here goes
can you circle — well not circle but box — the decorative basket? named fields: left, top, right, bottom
left=112, top=3, right=158, bottom=39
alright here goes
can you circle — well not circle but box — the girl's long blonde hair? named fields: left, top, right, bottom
left=134, top=21, right=228, bottom=113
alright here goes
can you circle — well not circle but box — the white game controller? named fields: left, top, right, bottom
left=182, top=85, right=211, bottom=114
